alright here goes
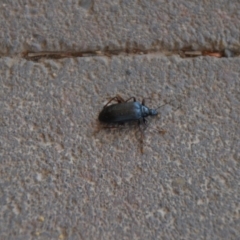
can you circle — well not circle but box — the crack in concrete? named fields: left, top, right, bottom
left=22, top=48, right=237, bottom=61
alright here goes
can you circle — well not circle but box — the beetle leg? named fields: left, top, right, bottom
left=115, top=94, right=125, bottom=103
left=103, top=96, right=123, bottom=108
left=138, top=120, right=144, bottom=153
left=124, top=97, right=136, bottom=102
left=141, top=97, right=153, bottom=106
left=143, top=118, right=148, bottom=124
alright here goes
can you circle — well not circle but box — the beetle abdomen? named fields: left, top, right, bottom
left=98, top=102, right=142, bottom=123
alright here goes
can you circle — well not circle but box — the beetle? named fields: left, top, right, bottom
left=98, top=95, right=168, bottom=153
left=98, top=95, right=166, bottom=124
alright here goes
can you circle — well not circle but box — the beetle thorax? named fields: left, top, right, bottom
left=141, top=106, right=150, bottom=117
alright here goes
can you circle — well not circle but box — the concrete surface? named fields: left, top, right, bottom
left=0, top=1, right=240, bottom=240
left=1, top=0, right=240, bottom=55
left=0, top=56, right=239, bottom=239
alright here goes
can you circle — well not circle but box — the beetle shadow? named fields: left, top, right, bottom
left=94, top=119, right=167, bottom=154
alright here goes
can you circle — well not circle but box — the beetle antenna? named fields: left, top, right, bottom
left=155, top=102, right=168, bottom=110
left=155, top=101, right=180, bottom=111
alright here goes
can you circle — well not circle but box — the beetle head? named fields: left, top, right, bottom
left=142, top=106, right=158, bottom=117
left=149, top=109, right=158, bottom=116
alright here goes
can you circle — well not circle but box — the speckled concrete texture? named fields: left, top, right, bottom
left=1, top=0, right=240, bottom=55
left=0, top=56, right=239, bottom=239
left=1, top=0, right=240, bottom=239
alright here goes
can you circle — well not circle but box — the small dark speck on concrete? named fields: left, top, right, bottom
left=125, top=69, right=132, bottom=75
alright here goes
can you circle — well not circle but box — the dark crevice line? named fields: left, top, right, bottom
left=22, top=48, right=238, bottom=61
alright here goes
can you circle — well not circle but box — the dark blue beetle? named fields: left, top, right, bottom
left=98, top=95, right=161, bottom=124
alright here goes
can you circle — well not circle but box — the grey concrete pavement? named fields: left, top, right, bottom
left=0, top=0, right=240, bottom=240
left=1, top=0, right=240, bottom=55
left=0, top=56, right=239, bottom=239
